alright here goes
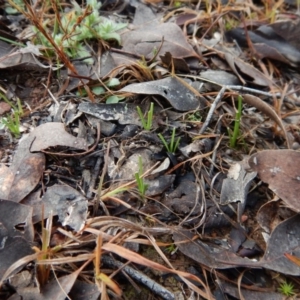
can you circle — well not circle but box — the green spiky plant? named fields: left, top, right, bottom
left=135, top=156, right=148, bottom=201
left=278, top=281, right=295, bottom=297
left=137, top=103, right=154, bottom=131
left=158, top=127, right=180, bottom=153
left=228, top=95, right=243, bottom=148
left=0, top=93, right=23, bottom=138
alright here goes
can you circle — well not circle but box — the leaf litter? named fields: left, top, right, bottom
left=1, top=0, right=300, bottom=299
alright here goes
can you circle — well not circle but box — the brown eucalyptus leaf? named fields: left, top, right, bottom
left=40, top=271, right=80, bottom=299
left=0, top=237, right=34, bottom=280
left=248, top=150, right=300, bottom=211
left=268, top=19, right=300, bottom=49
left=0, top=128, right=48, bottom=202
left=257, top=200, right=282, bottom=234
left=0, top=40, right=52, bottom=71
left=226, top=26, right=300, bottom=65
left=0, top=101, right=11, bottom=115
left=173, top=230, right=258, bottom=269
left=122, top=23, right=200, bottom=59
left=220, top=162, right=257, bottom=218
left=0, top=200, right=33, bottom=242
left=242, top=94, right=291, bottom=148
left=253, top=43, right=291, bottom=65
left=224, top=52, right=272, bottom=86
left=30, top=122, right=88, bottom=152
left=222, top=282, right=283, bottom=300
left=69, top=280, right=100, bottom=300
left=260, top=214, right=300, bottom=275
left=78, top=103, right=141, bottom=126
left=37, top=185, right=88, bottom=231
left=0, top=200, right=34, bottom=278
left=132, top=2, right=160, bottom=27
left=120, top=77, right=202, bottom=111
left=160, top=52, right=190, bottom=72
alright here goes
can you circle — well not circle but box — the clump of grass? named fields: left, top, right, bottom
left=158, top=127, right=180, bottom=153
left=137, top=103, right=154, bottom=131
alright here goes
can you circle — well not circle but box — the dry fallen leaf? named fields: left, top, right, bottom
left=0, top=152, right=45, bottom=202
left=30, top=122, right=88, bottom=152
left=122, top=23, right=200, bottom=59
left=248, top=149, right=300, bottom=211
left=224, top=51, right=273, bottom=86
left=120, top=77, right=202, bottom=111
left=0, top=200, right=34, bottom=278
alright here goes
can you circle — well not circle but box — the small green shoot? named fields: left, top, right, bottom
left=1, top=112, right=21, bottom=138
left=158, top=127, right=180, bottom=153
left=187, top=111, right=202, bottom=122
left=0, top=94, right=23, bottom=138
left=75, top=78, right=124, bottom=103
left=229, top=95, right=243, bottom=148
left=134, top=156, right=148, bottom=200
left=165, top=243, right=177, bottom=254
left=278, top=281, right=295, bottom=297
left=106, top=95, right=125, bottom=104
left=137, top=103, right=154, bottom=131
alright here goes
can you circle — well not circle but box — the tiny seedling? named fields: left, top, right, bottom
left=165, top=243, right=177, bottom=254
left=158, top=127, right=180, bottom=153
left=76, top=78, right=124, bottom=103
left=174, top=1, right=182, bottom=7
left=187, top=111, right=202, bottom=122
left=137, top=103, right=154, bottom=131
left=278, top=281, right=295, bottom=297
left=229, top=95, right=243, bottom=148
left=1, top=112, right=21, bottom=138
left=134, top=156, right=148, bottom=200
left=0, top=93, right=23, bottom=138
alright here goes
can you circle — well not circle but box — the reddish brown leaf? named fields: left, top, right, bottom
left=248, top=150, right=300, bottom=211
left=122, top=23, right=200, bottom=59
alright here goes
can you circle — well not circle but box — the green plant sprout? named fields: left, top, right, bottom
left=165, top=243, right=177, bottom=254
left=30, top=0, right=127, bottom=63
left=187, top=111, right=202, bottom=122
left=278, top=281, right=295, bottom=297
left=174, top=1, right=182, bottom=8
left=137, top=103, right=154, bottom=131
left=134, top=156, right=148, bottom=200
left=158, top=127, right=180, bottom=153
left=76, top=78, right=124, bottom=103
left=0, top=93, right=23, bottom=138
left=1, top=112, right=21, bottom=138
left=229, top=95, right=243, bottom=148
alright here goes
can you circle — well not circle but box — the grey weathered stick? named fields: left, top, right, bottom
left=102, top=255, right=175, bottom=300
left=199, top=86, right=226, bottom=134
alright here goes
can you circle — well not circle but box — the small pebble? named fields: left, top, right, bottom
left=292, top=142, right=300, bottom=150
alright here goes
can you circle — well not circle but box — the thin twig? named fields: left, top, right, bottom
left=199, top=86, right=226, bottom=134
left=102, top=255, right=175, bottom=300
